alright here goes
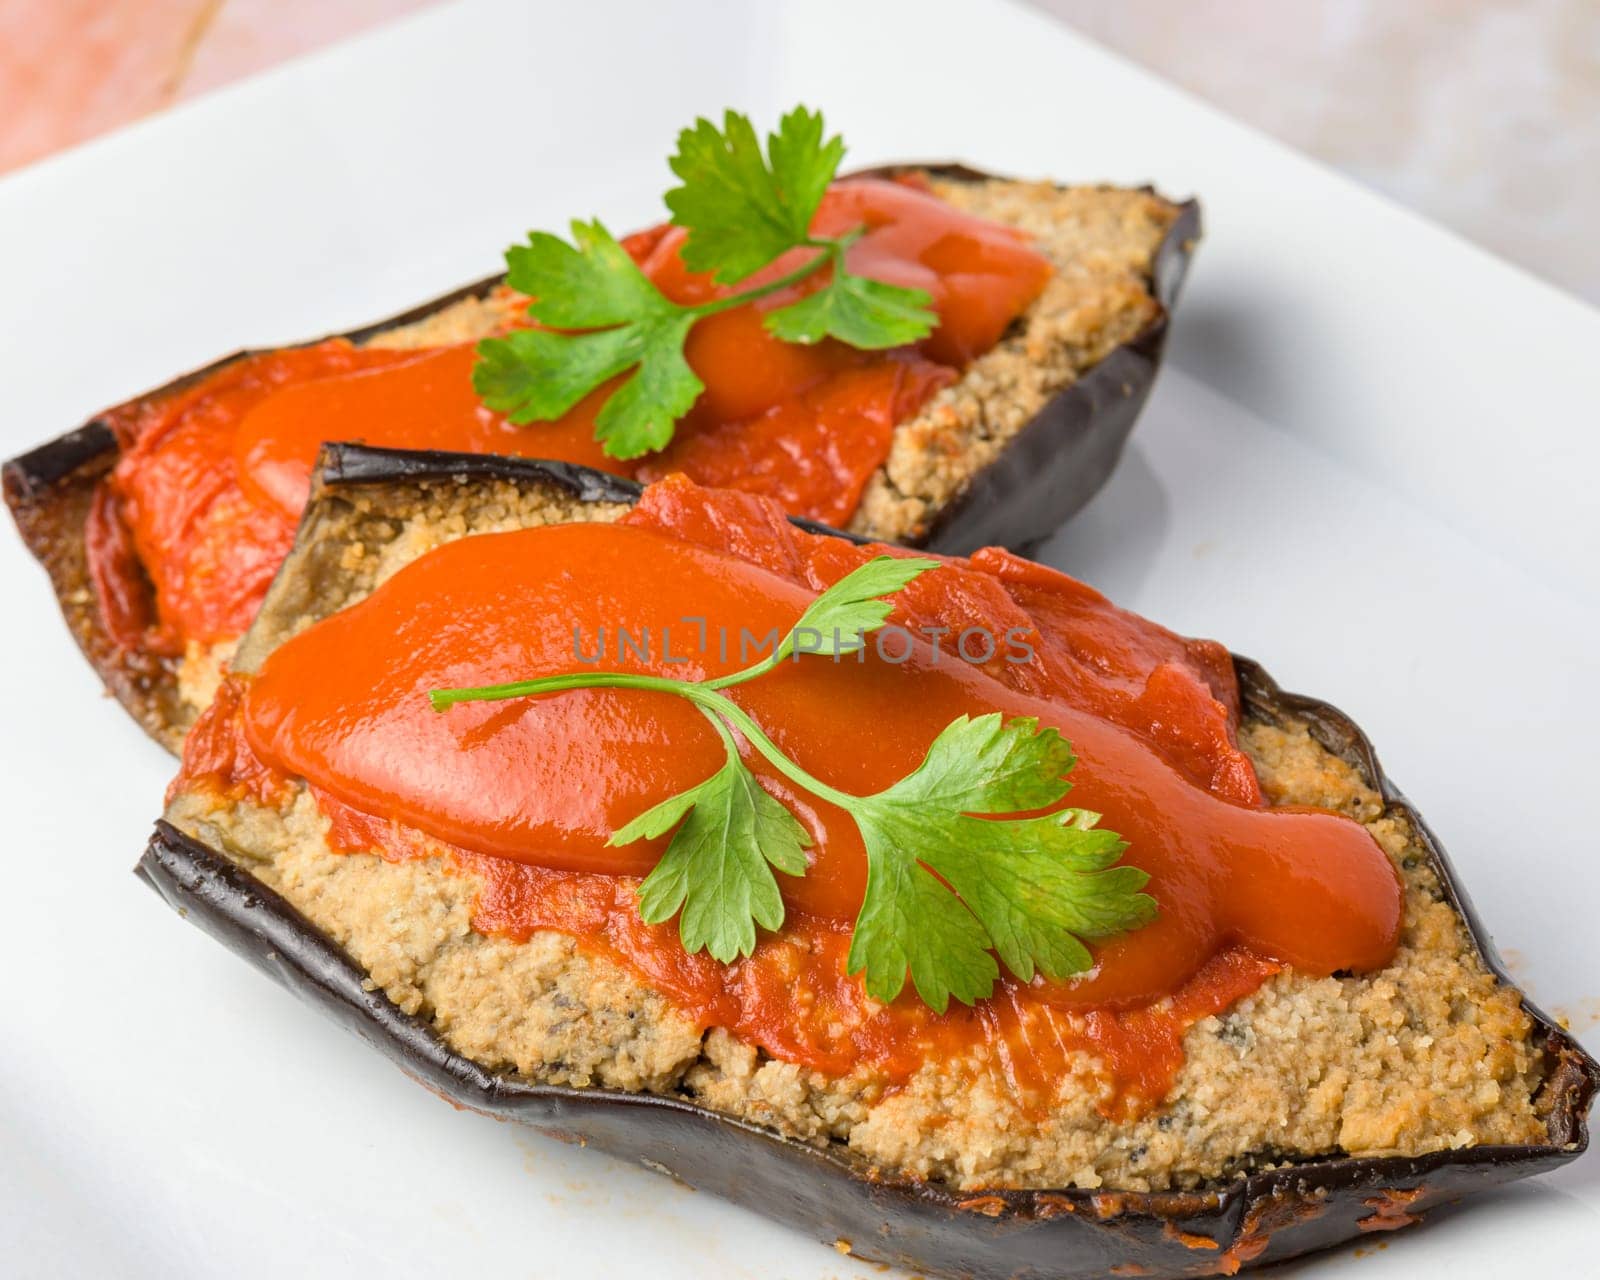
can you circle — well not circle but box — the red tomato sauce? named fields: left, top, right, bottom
left=90, top=177, right=1050, bottom=658
left=174, top=477, right=1401, bottom=1111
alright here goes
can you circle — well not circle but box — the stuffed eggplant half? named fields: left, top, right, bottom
left=3, top=155, right=1196, bottom=752
left=143, top=446, right=1596, bottom=1280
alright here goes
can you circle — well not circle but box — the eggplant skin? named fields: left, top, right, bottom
left=2, top=421, right=188, bottom=745
left=133, top=448, right=1597, bottom=1280
left=1, top=165, right=1197, bottom=753
left=0, top=279, right=504, bottom=752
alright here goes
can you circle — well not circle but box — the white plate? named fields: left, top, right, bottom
left=1, top=1, right=1596, bottom=1276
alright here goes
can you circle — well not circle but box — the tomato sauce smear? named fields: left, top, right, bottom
left=173, top=477, right=1400, bottom=1116
left=91, top=177, right=1050, bottom=658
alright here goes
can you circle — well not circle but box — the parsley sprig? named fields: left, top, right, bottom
left=430, top=558, right=1156, bottom=1012
left=473, top=107, right=938, bottom=461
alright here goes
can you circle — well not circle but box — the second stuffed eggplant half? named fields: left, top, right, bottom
left=145, top=445, right=1596, bottom=1280
left=4, top=106, right=1197, bottom=752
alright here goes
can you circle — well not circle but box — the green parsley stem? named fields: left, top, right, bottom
left=696, top=702, right=743, bottom=762
left=684, top=232, right=859, bottom=321
left=688, top=688, right=858, bottom=810
left=701, top=647, right=784, bottom=691
left=430, top=671, right=676, bottom=710
left=430, top=671, right=858, bottom=810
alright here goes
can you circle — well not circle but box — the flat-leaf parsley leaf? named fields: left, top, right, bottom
left=431, top=557, right=1156, bottom=1010
left=621, top=714, right=810, bottom=962
left=474, top=107, right=937, bottom=459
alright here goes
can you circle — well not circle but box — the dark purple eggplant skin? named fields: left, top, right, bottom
left=904, top=166, right=1199, bottom=557
left=2, top=166, right=1197, bottom=749
left=133, top=447, right=1597, bottom=1280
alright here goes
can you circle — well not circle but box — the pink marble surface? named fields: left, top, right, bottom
left=0, top=0, right=440, bottom=173
left=1034, top=0, right=1600, bottom=304
left=3, top=0, right=1595, bottom=304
